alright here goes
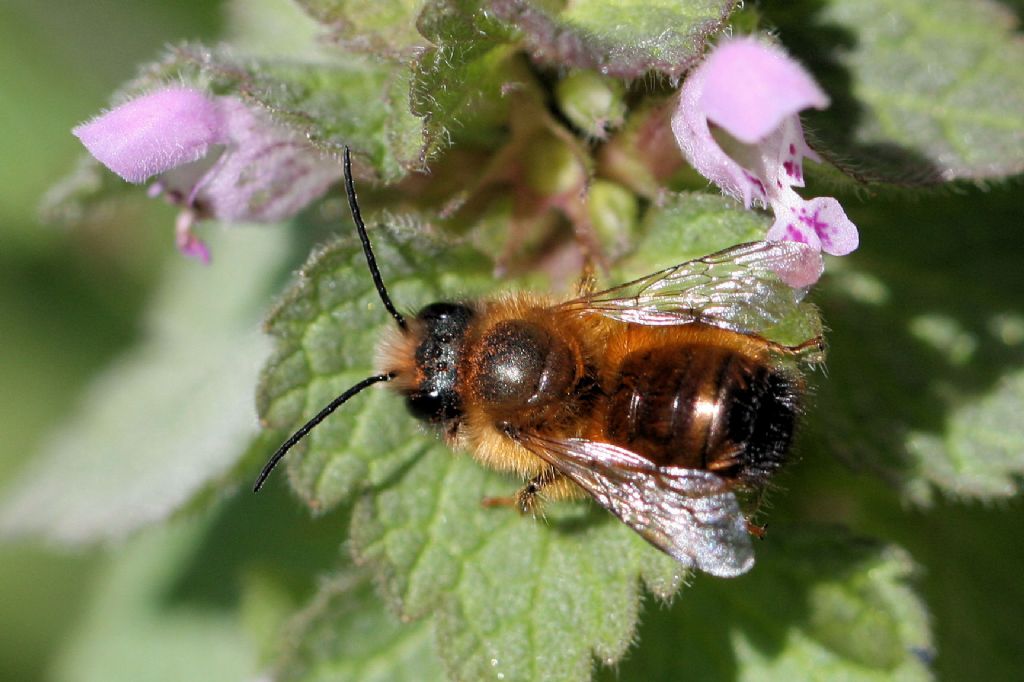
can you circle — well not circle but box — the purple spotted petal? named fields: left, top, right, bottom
left=700, top=38, right=829, bottom=145
left=674, top=34, right=860, bottom=282
left=73, top=87, right=225, bottom=183
left=760, top=116, right=819, bottom=193
left=767, top=193, right=859, bottom=257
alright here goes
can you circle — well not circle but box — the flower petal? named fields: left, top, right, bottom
left=73, top=87, right=225, bottom=183
left=700, top=38, right=829, bottom=145
left=673, top=34, right=859, bottom=278
left=189, top=99, right=341, bottom=222
left=799, top=196, right=859, bottom=256
left=770, top=240, right=825, bottom=289
left=672, top=63, right=767, bottom=209
left=174, top=210, right=210, bottom=265
left=768, top=192, right=859, bottom=257
left=761, top=116, right=820, bottom=194
left=766, top=212, right=821, bottom=251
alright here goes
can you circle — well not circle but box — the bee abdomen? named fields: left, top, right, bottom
left=602, top=345, right=800, bottom=483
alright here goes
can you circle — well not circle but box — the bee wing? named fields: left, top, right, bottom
left=515, top=433, right=754, bottom=577
left=559, top=240, right=818, bottom=333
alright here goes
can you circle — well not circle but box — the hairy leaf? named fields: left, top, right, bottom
left=270, top=569, right=445, bottom=682
left=295, top=0, right=429, bottom=55
left=412, top=0, right=527, bottom=157
left=40, top=154, right=144, bottom=226
left=887, top=502, right=1024, bottom=680
left=776, top=451, right=1023, bottom=680
left=351, top=452, right=683, bottom=681
left=767, top=0, right=1024, bottom=183
left=141, top=44, right=421, bottom=181
left=492, top=0, right=738, bottom=79
left=224, top=0, right=326, bottom=59
left=0, top=227, right=289, bottom=544
left=256, top=198, right=825, bottom=679
left=603, top=527, right=933, bottom=681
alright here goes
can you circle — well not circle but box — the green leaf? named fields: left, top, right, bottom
left=295, top=0, right=429, bottom=55
left=492, top=0, right=738, bottom=79
left=776, top=449, right=1024, bottom=680
left=223, top=0, right=326, bottom=58
left=903, top=369, right=1024, bottom=500
left=767, top=0, right=1024, bottom=183
left=0, top=226, right=290, bottom=544
left=271, top=570, right=445, bottom=682
left=40, top=153, right=143, bottom=226
left=602, top=527, right=933, bottom=681
left=412, top=1, right=528, bottom=157
left=51, top=519, right=257, bottom=682
left=257, top=198, right=825, bottom=679
left=623, top=192, right=775, bottom=271
left=351, top=451, right=683, bottom=682
left=809, top=185, right=1024, bottom=504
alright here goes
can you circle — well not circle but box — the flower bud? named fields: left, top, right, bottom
left=555, top=70, right=627, bottom=138
left=523, top=133, right=586, bottom=198
left=587, top=179, right=639, bottom=258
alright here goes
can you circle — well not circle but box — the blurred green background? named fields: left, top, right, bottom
left=1, top=2, right=222, bottom=680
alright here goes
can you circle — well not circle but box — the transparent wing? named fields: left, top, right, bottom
left=558, top=240, right=819, bottom=333
left=515, top=433, right=754, bottom=577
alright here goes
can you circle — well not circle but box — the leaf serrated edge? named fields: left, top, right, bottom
left=491, top=0, right=739, bottom=79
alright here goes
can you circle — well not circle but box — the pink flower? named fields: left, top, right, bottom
left=73, top=87, right=341, bottom=262
left=672, top=37, right=859, bottom=285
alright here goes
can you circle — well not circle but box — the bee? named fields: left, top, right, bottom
left=254, top=148, right=824, bottom=578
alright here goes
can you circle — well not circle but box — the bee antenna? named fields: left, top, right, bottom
left=253, top=372, right=395, bottom=492
left=343, top=147, right=406, bottom=330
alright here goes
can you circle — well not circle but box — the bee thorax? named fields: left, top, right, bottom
left=473, top=320, right=576, bottom=411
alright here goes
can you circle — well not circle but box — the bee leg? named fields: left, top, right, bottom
left=745, top=520, right=767, bottom=539
left=767, top=335, right=826, bottom=360
left=480, top=495, right=517, bottom=509
left=481, top=468, right=562, bottom=517
left=575, top=257, right=598, bottom=297
left=479, top=486, right=541, bottom=515
left=479, top=483, right=540, bottom=512
left=515, top=467, right=566, bottom=517
left=515, top=479, right=545, bottom=516
left=743, top=487, right=771, bottom=539
left=707, top=455, right=742, bottom=475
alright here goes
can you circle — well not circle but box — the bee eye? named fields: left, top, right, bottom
left=406, top=390, right=459, bottom=422
left=405, top=301, right=473, bottom=424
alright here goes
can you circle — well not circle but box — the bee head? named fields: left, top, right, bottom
left=402, top=302, right=475, bottom=423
